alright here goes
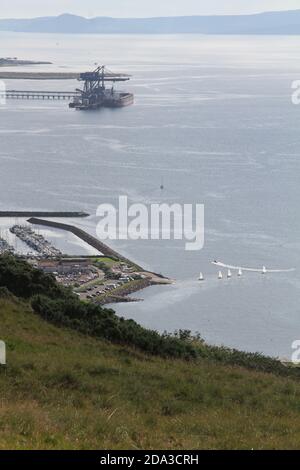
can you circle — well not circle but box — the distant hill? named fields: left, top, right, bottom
left=1, top=10, right=300, bottom=34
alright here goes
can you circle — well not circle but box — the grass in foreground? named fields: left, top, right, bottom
left=1, top=296, right=300, bottom=450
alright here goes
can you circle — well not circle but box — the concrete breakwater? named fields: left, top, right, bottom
left=28, top=217, right=143, bottom=270
left=97, top=279, right=153, bottom=305
left=0, top=72, right=79, bottom=80
left=0, top=59, right=52, bottom=66
left=0, top=211, right=89, bottom=218
left=27, top=217, right=172, bottom=304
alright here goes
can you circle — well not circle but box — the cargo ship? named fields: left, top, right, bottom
left=69, top=65, right=134, bottom=110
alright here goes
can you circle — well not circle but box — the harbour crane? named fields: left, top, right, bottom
left=69, top=65, right=134, bottom=110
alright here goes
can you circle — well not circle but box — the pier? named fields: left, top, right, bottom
left=0, top=65, right=134, bottom=109
left=4, top=90, right=79, bottom=101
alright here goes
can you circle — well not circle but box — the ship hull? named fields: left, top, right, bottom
left=105, top=93, right=134, bottom=108
left=69, top=92, right=134, bottom=110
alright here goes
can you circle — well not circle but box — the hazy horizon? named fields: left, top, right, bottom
left=1, top=0, right=300, bottom=19
left=2, top=10, right=300, bottom=20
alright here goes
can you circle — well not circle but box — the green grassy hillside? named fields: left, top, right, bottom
left=1, top=295, right=300, bottom=450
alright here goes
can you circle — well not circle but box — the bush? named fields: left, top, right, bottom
left=0, top=255, right=70, bottom=300
left=31, top=295, right=198, bottom=359
left=0, top=286, right=14, bottom=299
left=2, top=254, right=299, bottom=376
left=0, top=255, right=198, bottom=360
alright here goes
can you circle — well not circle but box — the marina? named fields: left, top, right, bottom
left=0, top=215, right=171, bottom=304
left=10, top=225, right=62, bottom=258
left=28, top=217, right=143, bottom=269
left=0, top=237, right=14, bottom=255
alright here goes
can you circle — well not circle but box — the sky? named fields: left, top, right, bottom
left=1, top=0, right=300, bottom=19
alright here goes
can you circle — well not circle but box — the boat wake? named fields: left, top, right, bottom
left=212, top=261, right=295, bottom=273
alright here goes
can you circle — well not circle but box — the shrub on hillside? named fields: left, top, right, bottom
left=0, top=255, right=71, bottom=300
left=0, top=286, right=14, bottom=299
left=31, top=295, right=198, bottom=359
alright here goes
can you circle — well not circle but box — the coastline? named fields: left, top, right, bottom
left=27, top=217, right=173, bottom=303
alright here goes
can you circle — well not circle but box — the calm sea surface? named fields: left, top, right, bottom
left=1, top=33, right=300, bottom=358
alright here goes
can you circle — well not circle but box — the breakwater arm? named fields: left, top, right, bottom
left=0, top=59, right=52, bottom=66
left=27, top=217, right=143, bottom=270
left=0, top=72, right=79, bottom=80
left=0, top=211, right=89, bottom=218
